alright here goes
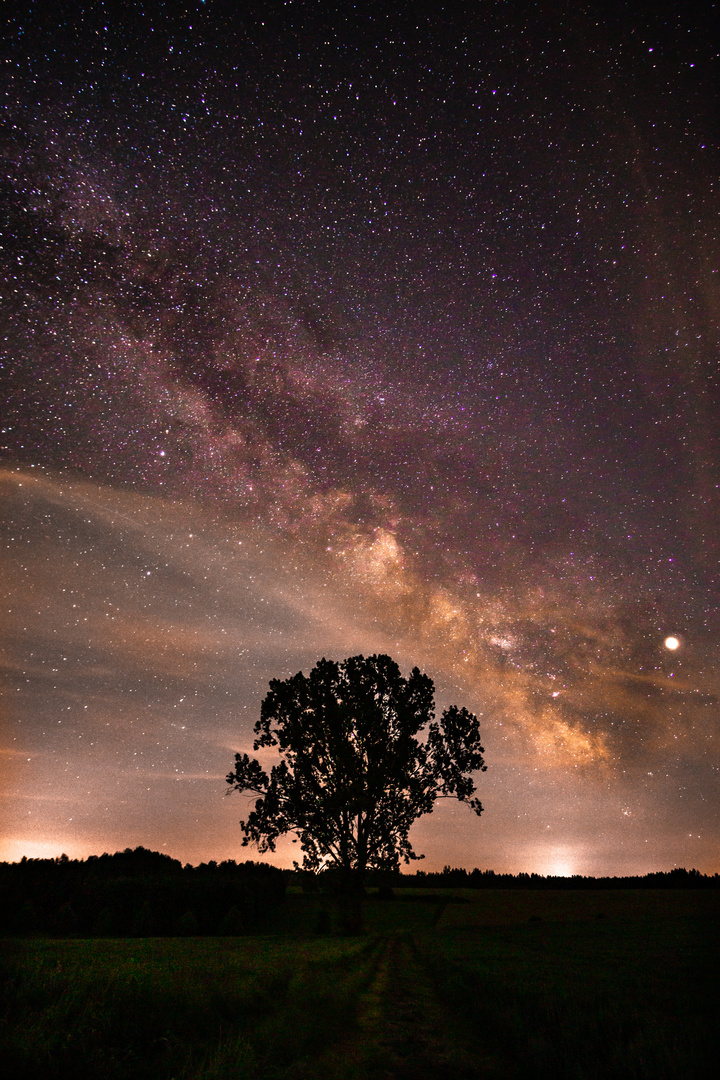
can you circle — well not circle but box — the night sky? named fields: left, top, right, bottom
left=2, top=2, right=718, bottom=874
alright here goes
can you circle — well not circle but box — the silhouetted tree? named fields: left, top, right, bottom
left=226, top=654, right=486, bottom=918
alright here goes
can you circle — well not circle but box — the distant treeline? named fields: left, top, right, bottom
left=0, top=847, right=286, bottom=937
left=387, top=866, right=719, bottom=890
left=3, top=850, right=716, bottom=938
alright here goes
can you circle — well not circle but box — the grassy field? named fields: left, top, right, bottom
left=2, top=889, right=718, bottom=1078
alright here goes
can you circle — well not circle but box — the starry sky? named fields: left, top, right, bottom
left=2, top=1, right=718, bottom=874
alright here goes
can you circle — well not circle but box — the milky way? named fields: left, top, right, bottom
left=2, top=3, right=718, bottom=873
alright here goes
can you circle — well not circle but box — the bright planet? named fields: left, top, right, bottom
left=664, top=637, right=680, bottom=651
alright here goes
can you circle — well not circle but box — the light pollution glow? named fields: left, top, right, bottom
left=2, top=466, right=717, bottom=874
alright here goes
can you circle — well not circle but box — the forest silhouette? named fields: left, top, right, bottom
left=1, top=847, right=716, bottom=939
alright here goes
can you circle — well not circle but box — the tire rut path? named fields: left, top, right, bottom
left=351, top=932, right=480, bottom=1079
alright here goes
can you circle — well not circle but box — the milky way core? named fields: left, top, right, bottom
left=2, top=3, right=718, bottom=873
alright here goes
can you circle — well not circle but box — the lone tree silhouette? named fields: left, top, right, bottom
left=226, top=654, right=486, bottom=900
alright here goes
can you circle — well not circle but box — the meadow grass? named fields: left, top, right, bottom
left=420, top=891, right=720, bottom=1078
left=2, top=889, right=717, bottom=1078
left=1, top=934, right=381, bottom=1079
left=435, top=885, right=720, bottom=927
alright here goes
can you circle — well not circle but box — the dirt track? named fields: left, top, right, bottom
left=298, top=932, right=484, bottom=1079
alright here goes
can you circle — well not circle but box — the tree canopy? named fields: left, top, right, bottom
left=226, top=654, right=486, bottom=886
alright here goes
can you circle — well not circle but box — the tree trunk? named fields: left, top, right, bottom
left=337, top=864, right=365, bottom=934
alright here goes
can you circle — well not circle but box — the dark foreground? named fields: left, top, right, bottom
left=2, top=889, right=718, bottom=1079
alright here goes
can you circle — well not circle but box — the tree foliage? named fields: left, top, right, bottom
left=226, top=654, right=486, bottom=884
